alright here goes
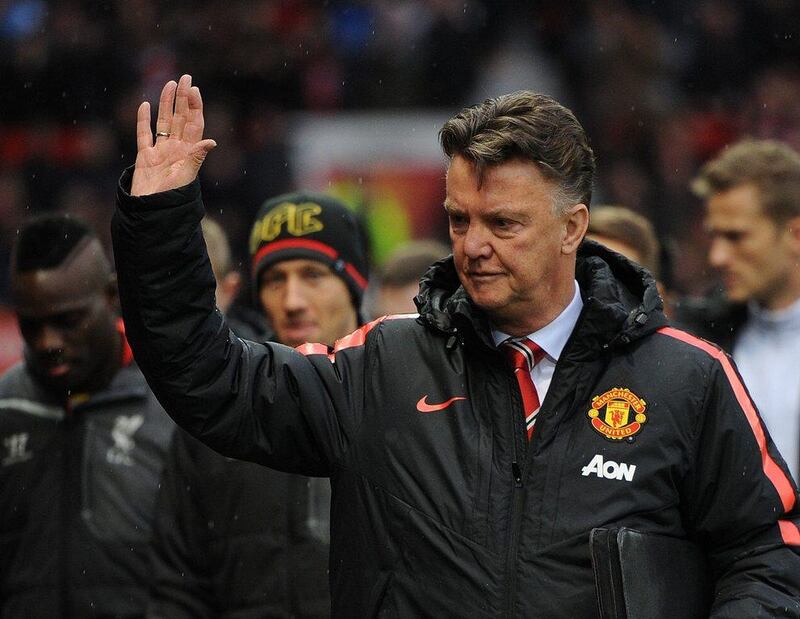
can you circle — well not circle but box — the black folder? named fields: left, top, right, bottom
left=590, top=527, right=712, bottom=619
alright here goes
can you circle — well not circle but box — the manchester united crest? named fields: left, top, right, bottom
left=587, top=387, right=647, bottom=440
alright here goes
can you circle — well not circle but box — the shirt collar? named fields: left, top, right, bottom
left=492, top=280, right=583, bottom=361
left=747, top=295, right=800, bottom=328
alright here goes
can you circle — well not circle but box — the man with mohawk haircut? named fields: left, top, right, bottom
left=0, top=214, right=174, bottom=617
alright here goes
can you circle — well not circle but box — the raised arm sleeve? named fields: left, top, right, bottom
left=111, top=168, right=366, bottom=476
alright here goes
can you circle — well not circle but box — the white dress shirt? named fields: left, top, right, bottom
left=492, top=280, right=583, bottom=405
left=733, top=296, right=800, bottom=481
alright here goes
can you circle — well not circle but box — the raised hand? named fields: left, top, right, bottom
left=131, top=74, right=217, bottom=197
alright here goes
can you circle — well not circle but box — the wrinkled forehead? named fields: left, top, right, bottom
left=12, top=240, right=110, bottom=317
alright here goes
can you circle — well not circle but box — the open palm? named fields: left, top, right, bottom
left=131, top=74, right=217, bottom=197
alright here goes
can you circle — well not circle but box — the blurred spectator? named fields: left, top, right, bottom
left=2, top=0, right=800, bottom=304
left=586, top=205, right=677, bottom=319
left=0, top=305, right=23, bottom=373
left=201, top=216, right=240, bottom=314
left=370, top=238, right=449, bottom=317
left=688, top=0, right=760, bottom=101
left=148, top=192, right=368, bottom=617
left=201, top=215, right=269, bottom=341
left=681, top=139, right=800, bottom=479
left=743, top=66, right=800, bottom=150
left=0, top=214, right=174, bottom=616
left=586, top=205, right=660, bottom=277
left=0, top=171, right=29, bottom=303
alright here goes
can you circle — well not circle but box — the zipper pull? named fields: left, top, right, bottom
left=446, top=327, right=459, bottom=350
left=512, top=461, right=523, bottom=487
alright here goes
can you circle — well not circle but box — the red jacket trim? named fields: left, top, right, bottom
left=657, top=327, right=797, bottom=519
left=117, top=318, right=134, bottom=368
left=294, top=314, right=419, bottom=361
left=779, top=520, right=800, bottom=545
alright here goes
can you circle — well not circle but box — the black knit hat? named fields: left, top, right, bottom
left=249, top=191, right=369, bottom=307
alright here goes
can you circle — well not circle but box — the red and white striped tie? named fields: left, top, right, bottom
left=503, top=338, right=546, bottom=441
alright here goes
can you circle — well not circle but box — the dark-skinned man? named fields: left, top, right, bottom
left=0, top=214, right=174, bottom=617
left=113, top=75, right=800, bottom=617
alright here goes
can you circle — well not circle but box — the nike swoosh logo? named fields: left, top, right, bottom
left=416, top=395, right=467, bottom=413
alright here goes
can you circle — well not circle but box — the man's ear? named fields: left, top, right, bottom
left=562, top=204, right=589, bottom=254
left=216, top=271, right=242, bottom=314
left=787, top=216, right=800, bottom=255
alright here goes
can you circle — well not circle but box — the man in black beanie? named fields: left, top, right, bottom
left=147, top=192, right=368, bottom=618
left=248, top=191, right=369, bottom=338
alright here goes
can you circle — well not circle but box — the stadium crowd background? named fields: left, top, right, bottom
left=1, top=0, right=800, bottom=370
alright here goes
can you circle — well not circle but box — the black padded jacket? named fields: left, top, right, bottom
left=148, top=427, right=332, bottom=618
left=0, top=357, right=174, bottom=618
left=112, top=171, right=800, bottom=618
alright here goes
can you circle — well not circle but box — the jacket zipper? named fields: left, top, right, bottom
left=505, top=371, right=526, bottom=617
left=60, top=403, right=74, bottom=615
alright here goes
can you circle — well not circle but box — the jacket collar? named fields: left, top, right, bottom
left=416, top=239, right=667, bottom=358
